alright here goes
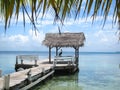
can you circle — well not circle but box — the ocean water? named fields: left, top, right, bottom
left=0, top=51, right=120, bottom=90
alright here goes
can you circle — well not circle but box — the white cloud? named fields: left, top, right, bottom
left=80, top=27, right=120, bottom=52
left=8, top=34, right=29, bottom=43
left=28, top=29, right=45, bottom=44
left=94, top=30, right=110, bottom=43
left=0, top=5, right=119, bottom=52
left=0, top=29, right=46, bottom=51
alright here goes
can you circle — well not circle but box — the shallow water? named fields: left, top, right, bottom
left=0, top=51, right=120, bottom=90
left=33, top=53, right=120, bottom=90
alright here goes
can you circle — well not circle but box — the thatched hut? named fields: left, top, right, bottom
left=42, top=32, right=85, bottom=65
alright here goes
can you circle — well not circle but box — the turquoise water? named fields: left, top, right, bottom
left=0, top=51, right=120, bottom=90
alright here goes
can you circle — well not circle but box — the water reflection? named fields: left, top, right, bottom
left=33, top=72, right=83, bottom=90
left=33, top=54, right=120, bottom=90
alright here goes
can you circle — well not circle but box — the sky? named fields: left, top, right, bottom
left=0, top=1, right=120, bottom=52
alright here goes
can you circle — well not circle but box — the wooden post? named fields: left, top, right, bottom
left=76, top=47, right=79, bottom=67
left=53, top=59, right=56, bottom=67
left=21, top=59, right=23, bottom=64
left=42, top=68, right=45, bottom=75
left=27, top=69, right=32, bottom=83
left=75, top=47, right=79, bottom=66
left=76, top=48, right=78, bottom=64
left=56, top=47, right=58, bottom=56
left=4, top=75, right=10, bottom=90
left=0, top=69, right=2, bottom=77
left=49, top=46, right=51, bottom=63
left=16, top=56, right=18, bottom=65
left=35, top=60, right=37, bottom=65
left=75, top=47, right=77, bottom=63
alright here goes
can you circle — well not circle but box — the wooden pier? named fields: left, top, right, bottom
left=0, top=58, right=54, bottom=90
left=0, top=55, right=78, bottom=90
left=53, top=56, right=78, bottom=74
left=0, top=32, right=85, bottom=90
left=1, top=55, right=78, bottom=90
left=15, top=55, right=78, bottom=74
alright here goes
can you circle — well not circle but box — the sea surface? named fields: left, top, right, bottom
left=0, top=51, right=120, bottom=90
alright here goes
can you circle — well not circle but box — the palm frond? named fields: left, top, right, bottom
left=0, top=0, right=119, bottom=33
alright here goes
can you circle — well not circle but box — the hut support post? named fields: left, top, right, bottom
left=75, top=47, right=79, bottom=66
left=76, top=48, right=79, bottom=66
left=56, top=47, right=58, bottom=56
left=49, top=47, right=51, bottom=63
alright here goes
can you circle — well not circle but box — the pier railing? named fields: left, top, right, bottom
left=16, top=55, right=39, bottom=65
left=53, top=56, right=75, bottom=66
left=15, top=55, right=39, bottom=71
left=0, top=66, right=54, bottom=90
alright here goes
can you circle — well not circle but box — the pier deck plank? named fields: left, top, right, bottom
left=0, top=58, right=77, bottom=90
left=0, top=59, right=54, bottom=90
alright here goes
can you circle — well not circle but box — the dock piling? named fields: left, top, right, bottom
left=35, top=60, right=37, bottom=65
left=21, top=60, right=23, bottom=64
left=53, top=60, right=56, bottom=67
left=0, top=69, right=2, bottom=77
left=4, top=75, right=10, bottom=90
left=42, top=68, right=45, bottom=75
left=27, top=69, right=32, bottom=83
left=16, top=56, right=18, bottom=65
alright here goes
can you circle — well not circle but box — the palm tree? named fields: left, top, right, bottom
left=0, top=0, right=120, bottom=37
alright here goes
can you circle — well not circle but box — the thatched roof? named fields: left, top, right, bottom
left=42, top=32, right=85, bottom=47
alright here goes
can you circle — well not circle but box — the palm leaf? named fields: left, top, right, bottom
left=87, top=0, right=93, bottom=15
left=75, top=0, right=82, bottom=19
left=0, top=0, right=120, bottom=32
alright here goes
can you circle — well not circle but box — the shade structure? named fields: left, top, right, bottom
left=42, top=32, right=85, bottom=64
left=42, top=32, right=85, bottom=48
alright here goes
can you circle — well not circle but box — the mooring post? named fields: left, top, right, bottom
left=42, top=68, right=45, bottom=75
left=27, top=69, right=32, bottom=83
left=4, top=74, right=10, bottom=90
left=21, top=59, right=23, bottom=64
left=53, top=59, right=56, bottom=67
left=16, top=56, right=18, bottom=65
left=35, top=60, right=37, bottom=66
left=0, top=69, right=2, bottom=77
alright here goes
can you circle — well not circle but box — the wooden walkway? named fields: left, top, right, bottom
left=0, top=60, right=54, bottom=90
left=0, top=55, right=78, bottom=90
